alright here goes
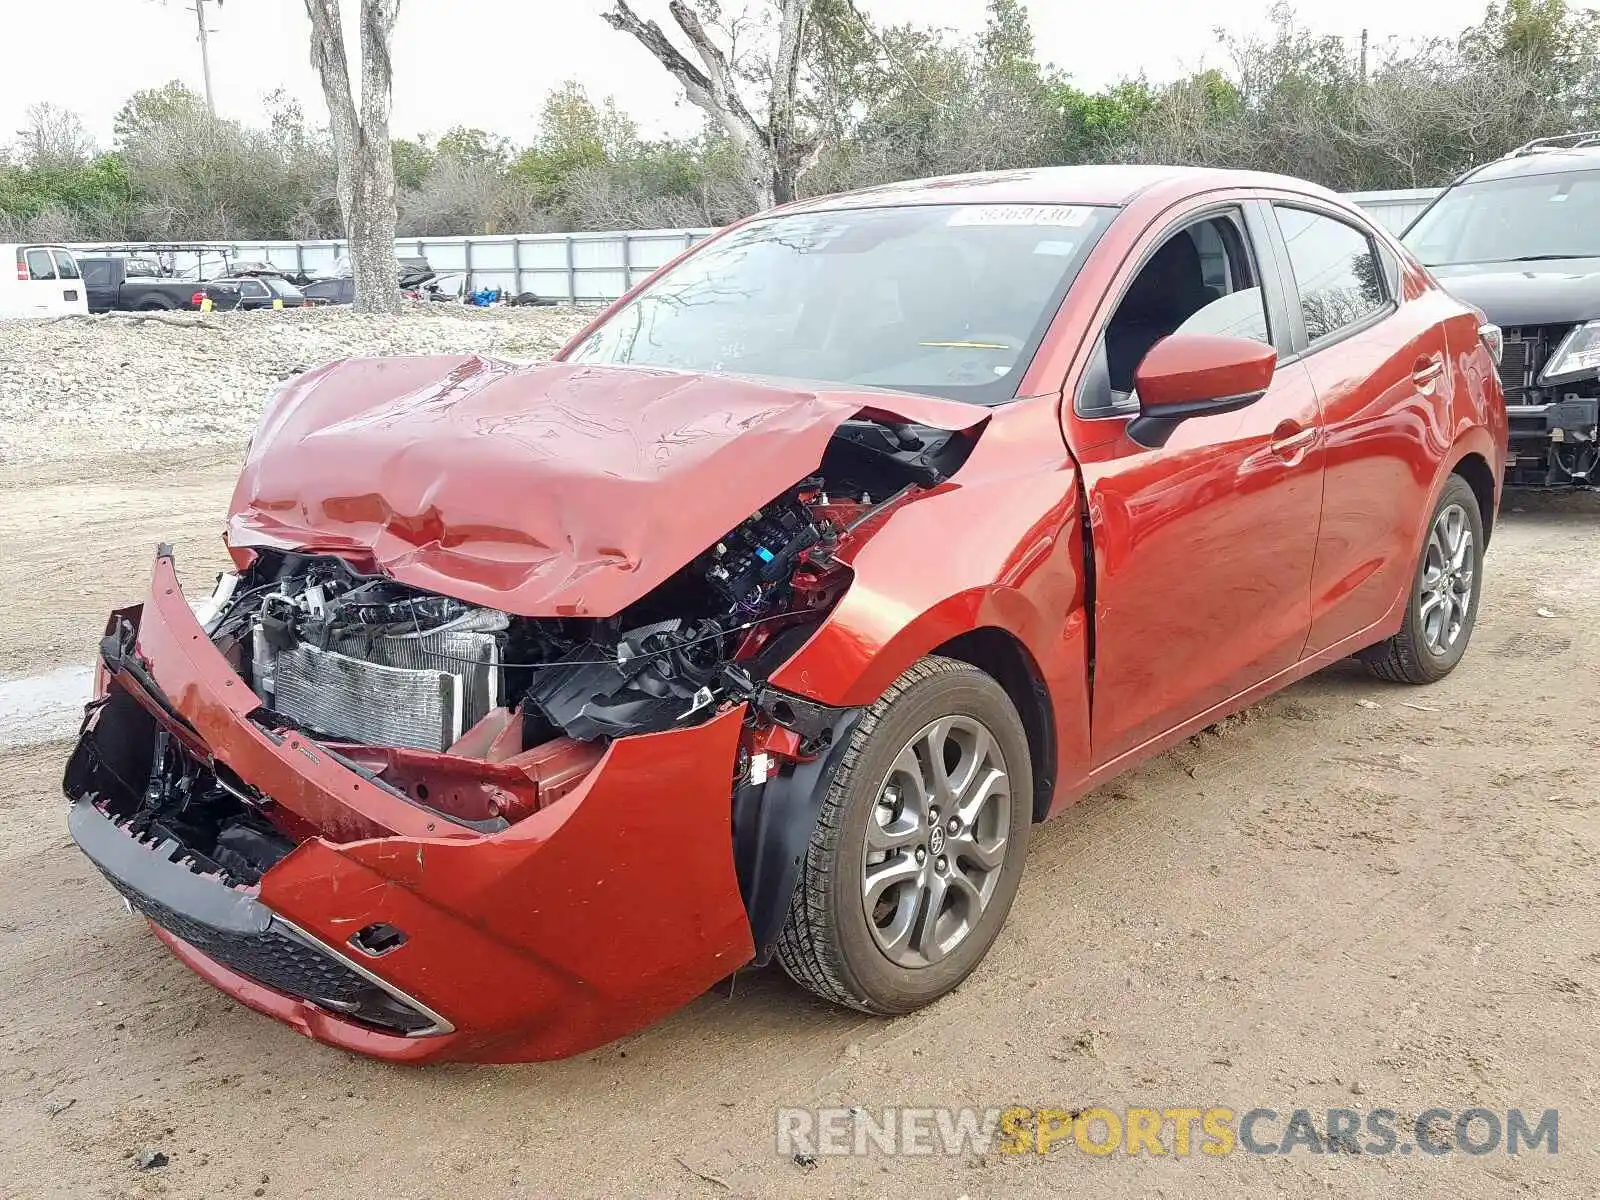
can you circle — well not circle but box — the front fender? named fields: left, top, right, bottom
left=769, top=458, right=1092, bottom=792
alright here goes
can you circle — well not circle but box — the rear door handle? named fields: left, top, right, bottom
left=1412, top=354, right=1445, bottom=386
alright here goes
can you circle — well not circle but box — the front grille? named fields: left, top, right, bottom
left=1497, top=325, right=1578, bottom=401
left=108, top=873, right=363, bottom=1000
left=102, top=872, right=437, bottom=1035
left=1498, top=334, right=1533, bottom=397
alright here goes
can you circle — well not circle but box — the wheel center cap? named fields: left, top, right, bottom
left=928, top=826, right=946, bottom=856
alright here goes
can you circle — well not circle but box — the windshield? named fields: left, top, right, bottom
left=1404, top=169, right=1600, bottom=266
left=566, top=202, right=1117, bottom=404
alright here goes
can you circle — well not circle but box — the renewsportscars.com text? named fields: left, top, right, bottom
left=776, top=1105, right=1559, bottom=1158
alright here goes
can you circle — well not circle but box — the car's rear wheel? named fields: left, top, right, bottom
left=774, top=656, right=1032, bottom=1014
left=137, top=297, right=176, bottom=311
left=1362, top=473, right=1484, bottom=684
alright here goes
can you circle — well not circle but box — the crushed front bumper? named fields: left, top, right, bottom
left=64, top=550, right=756, bottom=1064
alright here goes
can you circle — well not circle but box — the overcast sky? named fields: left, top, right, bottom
left=5, top=0, right=1493, bottom=149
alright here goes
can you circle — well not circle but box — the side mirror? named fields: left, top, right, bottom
left=1128, top=334, right=1277, bottom=449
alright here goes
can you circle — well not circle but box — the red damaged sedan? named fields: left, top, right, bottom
left=65, top=166, right=1507, bottom=1063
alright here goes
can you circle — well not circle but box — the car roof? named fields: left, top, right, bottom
left=779, top=164, right=1346, bottom=215
left=1456, top=147, right=1600, bottom=185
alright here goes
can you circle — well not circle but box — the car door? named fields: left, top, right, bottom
left=1068, top=201, right=1325, bottom=766
left=20, top=247, right=59, bottom=315
left=1263, top=202, right=1451, bottom=654
left=50, top=248, right=86, bottom=315
left=81, top=258, right=117, bottom=312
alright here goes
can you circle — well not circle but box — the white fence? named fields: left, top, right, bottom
left=1347, top=188, right=1441, bottom=234
left=69, top=228, right=716, bottom=304
left=69, top=189, right=1438, bottom=302
left=232, top=228, right=715, bottom=302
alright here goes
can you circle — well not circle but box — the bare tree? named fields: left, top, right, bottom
left=303, top=0, right=401, bottom=313
left=601, top=0, right=817, bottom=209
left=13, top=103, right=96, bottom=170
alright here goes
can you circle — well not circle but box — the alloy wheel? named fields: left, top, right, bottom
left=1419, top=501, right=1476, bottom=656
left=861, top=715, right=1011, bottom=969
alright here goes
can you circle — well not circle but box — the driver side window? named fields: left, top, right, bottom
left=1078, top=212, right=1271, bottom=416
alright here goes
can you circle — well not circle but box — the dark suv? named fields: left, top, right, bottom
left=1404, top=133, right=1600, bottom=488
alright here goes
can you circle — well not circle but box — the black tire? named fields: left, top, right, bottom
left=137, top=296, right=176, bottom=311
left=775, top=656, right=1032, bottom=1014
left=1362, top=473, right=1485, bottom=684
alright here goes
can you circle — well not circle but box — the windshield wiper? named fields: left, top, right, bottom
left=1423, top=254, right=1596, bottom=267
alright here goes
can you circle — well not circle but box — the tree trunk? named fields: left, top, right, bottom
left=767, top=0, right=809, bottom=205
left=603, top=0, right=816, bottom=212
left=304, top=0, right=401, bottom=314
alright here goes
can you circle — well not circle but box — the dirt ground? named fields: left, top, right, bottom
left=2, top=449, right=1597, bottom=1199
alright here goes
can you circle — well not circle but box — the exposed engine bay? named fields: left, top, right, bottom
left=1496, top=326, right=1600, bottom=487
left=203, top=415, right=972, bottom=766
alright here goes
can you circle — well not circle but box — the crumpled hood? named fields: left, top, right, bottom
left=226, top=355, right=986, bottom=617
left=1429, top=258, right=1600, bottom=328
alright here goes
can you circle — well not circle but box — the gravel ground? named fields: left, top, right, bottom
left=0, top=304, right=592, bottom=465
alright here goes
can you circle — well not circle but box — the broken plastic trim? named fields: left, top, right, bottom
left=248, top=714, right=510, bottom=836
left=99, top=620, right=197, bottom=739
left=752, top=685, right=845, bottom=750
left=733, top=705, right=864, bottom=964
left=66, top=796, right=452, bottom=1037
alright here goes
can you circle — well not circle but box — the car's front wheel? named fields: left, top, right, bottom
left=1362, top=473, right=1485, bottom=684
left=775, top=656, right=1032, bottom=1014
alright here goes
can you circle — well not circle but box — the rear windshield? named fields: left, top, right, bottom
left=566, top=202, right=1117, bottom=404
left=1404, top=169, right=1600, bottom=265
left=52, top=249, right=81, bottom=279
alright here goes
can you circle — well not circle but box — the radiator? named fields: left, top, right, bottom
left=270, top=612, right=506, bottom=752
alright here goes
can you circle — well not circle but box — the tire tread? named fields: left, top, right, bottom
left=774, top=656, right=974, bottom=1013
left=1360, top=474, right=1483, bottom=685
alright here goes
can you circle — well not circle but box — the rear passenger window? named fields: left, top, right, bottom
left=24, top=249, right=57, bottom=280
left=1273, top=207, right=1389, bottom=343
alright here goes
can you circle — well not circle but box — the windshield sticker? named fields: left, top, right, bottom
left=1033, top=239, right=1079, bottom=256
left=949, top=205, right=1092, bottom=228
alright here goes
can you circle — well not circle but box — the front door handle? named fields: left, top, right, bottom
left=1269, top=423, right=1318, bottom=459
left=1412, top=354, right=1445, bottom=387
